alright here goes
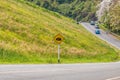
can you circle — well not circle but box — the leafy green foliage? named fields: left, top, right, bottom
left=109, top=3, right=120, bottom=34
left=25, top=0, right=99, bottom=21
left=100, top=1, right=120, bottom=35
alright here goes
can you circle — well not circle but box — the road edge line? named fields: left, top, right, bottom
left=106, top=77, right=120, bottom=80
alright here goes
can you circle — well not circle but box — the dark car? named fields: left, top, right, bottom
left=95, top=26, right=100, bottom=29
left=95, top=29, right=100, bottom=34
left=90, top=21, right=95, bottom=25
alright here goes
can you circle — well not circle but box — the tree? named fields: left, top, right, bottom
left=109, top=3, right=120, bottom=34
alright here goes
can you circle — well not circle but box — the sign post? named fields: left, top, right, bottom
left=54, top=33, right=63, bottom=64
left=58, top=44, right=60, bottom=63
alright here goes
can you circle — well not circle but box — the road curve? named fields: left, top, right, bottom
left=0, top=63, right=120, bottom=80
left=81, top=22, right=120, bottom=50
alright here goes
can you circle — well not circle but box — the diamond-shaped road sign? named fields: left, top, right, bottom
left=54, top=33, right=63, bottom=44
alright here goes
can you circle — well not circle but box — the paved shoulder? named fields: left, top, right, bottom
left=0, top=63, right=120, bottom=80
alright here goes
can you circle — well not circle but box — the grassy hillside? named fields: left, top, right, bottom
left=0, top=0, right=119, bottom=63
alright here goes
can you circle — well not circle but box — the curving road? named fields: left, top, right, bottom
left=0, top=63, right=120, bottom=80
left=81, top=22, right=120, bottom=50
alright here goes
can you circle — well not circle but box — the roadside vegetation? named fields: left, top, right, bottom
left=99, top=0, right=120, bottom=35
left=26, top=0, right=100, bottom=21
left=0, top=0, right=119, bottom=64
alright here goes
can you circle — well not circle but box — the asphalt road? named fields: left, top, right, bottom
left=0, top=63, right=120, bottom=80
left=81, top=22, right=120, bottom=50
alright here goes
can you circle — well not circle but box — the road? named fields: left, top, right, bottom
left=81, top=22, right=120, bottom=50
left=0, top=63, right=120, bottom=80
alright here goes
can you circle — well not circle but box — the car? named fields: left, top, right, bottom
left=95, top=29, right=100, bottom=34
left=90, top=21, right=95, bottom=25
left=95, top=26, right=100, bottom=29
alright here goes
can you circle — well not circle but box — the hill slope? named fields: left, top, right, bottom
left=0, top=0, right=119, bottom=63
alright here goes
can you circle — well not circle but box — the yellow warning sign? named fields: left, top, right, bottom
left=54, top=33, right=63, bottom=44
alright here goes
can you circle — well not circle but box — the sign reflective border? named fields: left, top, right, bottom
left=54, top=33, right=63, bottom=44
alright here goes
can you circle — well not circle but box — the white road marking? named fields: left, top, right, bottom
left=0, top=69, right=72, bottom=74
left=106, top=77, right=120, bottom=80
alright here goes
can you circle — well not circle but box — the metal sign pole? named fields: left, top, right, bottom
left=58, top=44, right=60, bottom=63
left=54, top=33, right=63, bottom=64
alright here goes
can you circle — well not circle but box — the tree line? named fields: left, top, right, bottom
left=26, top=0, right=98, bottom=21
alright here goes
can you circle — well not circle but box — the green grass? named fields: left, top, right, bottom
left=0, top=0, right=120, bottom=64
